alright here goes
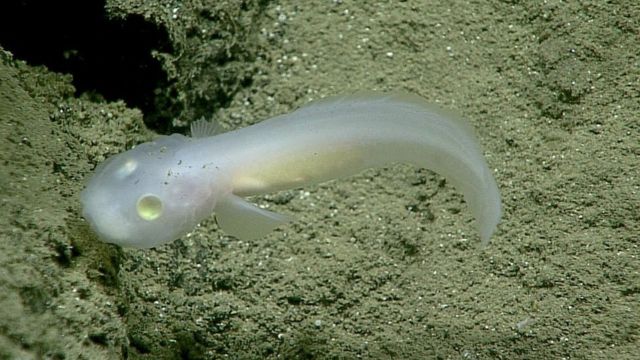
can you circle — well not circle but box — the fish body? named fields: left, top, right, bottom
left=81, top=93, right=501, bottom=248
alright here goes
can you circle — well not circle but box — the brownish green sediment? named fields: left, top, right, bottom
left=0, top=1, right=638, bottom=359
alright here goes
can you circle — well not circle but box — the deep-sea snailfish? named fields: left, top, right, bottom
left=81, top=93, right=501, bottom=248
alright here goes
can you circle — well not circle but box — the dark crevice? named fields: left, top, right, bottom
left=0, top=0, right=173, bottom=130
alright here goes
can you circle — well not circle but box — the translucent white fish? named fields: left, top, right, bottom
left=81, top=92, right=501, bottom=248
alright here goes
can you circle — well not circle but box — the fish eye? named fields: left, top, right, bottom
left=136, top=194, right=163, bottom=221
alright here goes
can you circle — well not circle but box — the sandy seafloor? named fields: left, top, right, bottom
left=0, top=1, right=638, bottom=359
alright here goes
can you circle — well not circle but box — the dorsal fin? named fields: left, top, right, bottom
left=190, top=117, right=224, bottom=138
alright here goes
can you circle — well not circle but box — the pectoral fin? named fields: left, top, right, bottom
left=215, top=195, right=291, bottom=240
